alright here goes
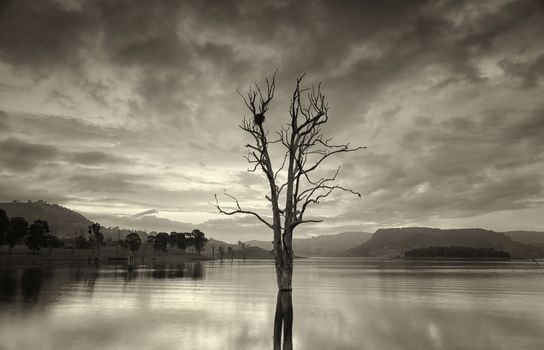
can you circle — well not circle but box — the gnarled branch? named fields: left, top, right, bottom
left=211, top=193, right=273, bottom=229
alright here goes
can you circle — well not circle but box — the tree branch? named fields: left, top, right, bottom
left=211, top=193, right=273, bottom=229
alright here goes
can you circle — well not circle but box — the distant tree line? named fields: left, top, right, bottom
left=0, top=208, right=209, bottom=263
left=216, top=241, right=248, bottom=261
left=71, top=226, right=209, bottom=265
left=0, top=209, right=64, bottom=254
left=146, top=229, right=208, bottom=256
left=404, top=246, right=510, bottom=259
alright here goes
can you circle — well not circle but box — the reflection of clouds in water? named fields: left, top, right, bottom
left=290, top=260, right=544, bottom=350
left=0, top=260, right=544, bottom=349
left=0, top=262, right=275, bottom=349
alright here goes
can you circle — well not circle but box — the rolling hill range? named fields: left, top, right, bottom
left=248, top=231, right=373, bottom=257
left=3, top=201, right=542, bottom=260
left=503, top=231, right=544, bottom=248
left=0, top=201, right=92, bottom=238
left=345, top=227, right=544, bottom=259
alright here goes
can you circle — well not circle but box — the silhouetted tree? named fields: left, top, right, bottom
left=238, top=241, right=247, bottom=260
left=46, top=235, right=64, bottom=254
left=75, top=235, right=90, bottom=250
left=210, top=239, right=216, bottom=260
left=170, top=232, right=189, bottom=251
left=119, top=233, right=141, bottom=269
left=154, top=232, right=169, bottom=254
left=88, top=223, right=104, bottom=260
left=213, top=72, right=363, bottom=290
left=6, top=217, right=28, bottom=254
left=26, top=219, right=50, bottom=254
left=191, top=229, right=208, bottom=256
left=168, top=232, right=177, bottom=248
left=0, top=209, right=8, bottom=247
left=185, top=233, right=194, bottom=252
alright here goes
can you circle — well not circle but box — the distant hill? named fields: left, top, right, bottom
left=234, top=246, right=274, bottom=259
left=345, top=227, right=544, bottom=259
left=0, top=201, right=92, bottom=238
left=245, top=240, right=271, bottom=250
left=248, top=231, right=373, bottom=257
left=504, top=231, right=544, bottom=248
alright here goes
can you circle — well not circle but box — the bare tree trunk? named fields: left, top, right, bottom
left=271, top=198, right=293, bottom=290
left=277, top=261, right=293, bottom=291
left=274, top=227, right=293, bottom=290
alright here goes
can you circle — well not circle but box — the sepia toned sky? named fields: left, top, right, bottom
left=0, top=0, right=543, bottom=241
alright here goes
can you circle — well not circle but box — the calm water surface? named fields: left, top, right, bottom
left=1, top=258, right=543, bottom=350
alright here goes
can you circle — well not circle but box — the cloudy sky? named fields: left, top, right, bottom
left=0, top=0, right=543, bottom=241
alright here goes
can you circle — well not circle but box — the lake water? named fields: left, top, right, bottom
left=1, top=258, right=543, bottom=350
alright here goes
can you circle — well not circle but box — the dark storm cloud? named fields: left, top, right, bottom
left=0, top=82, right=26, bottom=93
left=319, top=0, right=543, bottom=117
left=336, top=105, right=544, bottom=224
left=66, top=172, right=150, bottom=194
left=1, top=1, right=540, bottom=122
left=46, top=89, right=77, bottom=110
left=95, top=0, right=188, bottom=66
left=0, top=110, right=10, bottom=133
left=1, top=0, right=542, bottom=79
left=499, top=53, right=544, bottom=88
left=0, top=137, right=59, bottom=171
left=401, top=106, right=544, bottom=179
left=0, top=115, right=133, bottom=170
left=65, top=151, right=131, bottom=165
left=76, top=78, right=114, bottom=110
left=0, top=178, right=72, bottom=204
left=1, top=111, right=122, bottom=143
left=63, top=171, right=218, bottom=212
left=0, top=0, right=93, bottom=74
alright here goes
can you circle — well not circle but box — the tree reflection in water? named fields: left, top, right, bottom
left=121, top=262, right=205, bottom=281
left=274, top=291, right=293, bottom=350
left=192, top=262, right=203, bottom=279
left=21, top=268, right=44, bottom=304
left=0, top=270, right=17, bottom=301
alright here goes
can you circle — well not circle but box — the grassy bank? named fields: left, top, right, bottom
left=0, top=245, right=212, bottom=266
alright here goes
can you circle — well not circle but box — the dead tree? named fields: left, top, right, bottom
left=213, top=72, right=364, bottom=290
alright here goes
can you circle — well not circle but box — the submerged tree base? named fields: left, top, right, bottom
left=274, top=291, right=293, bottom=350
